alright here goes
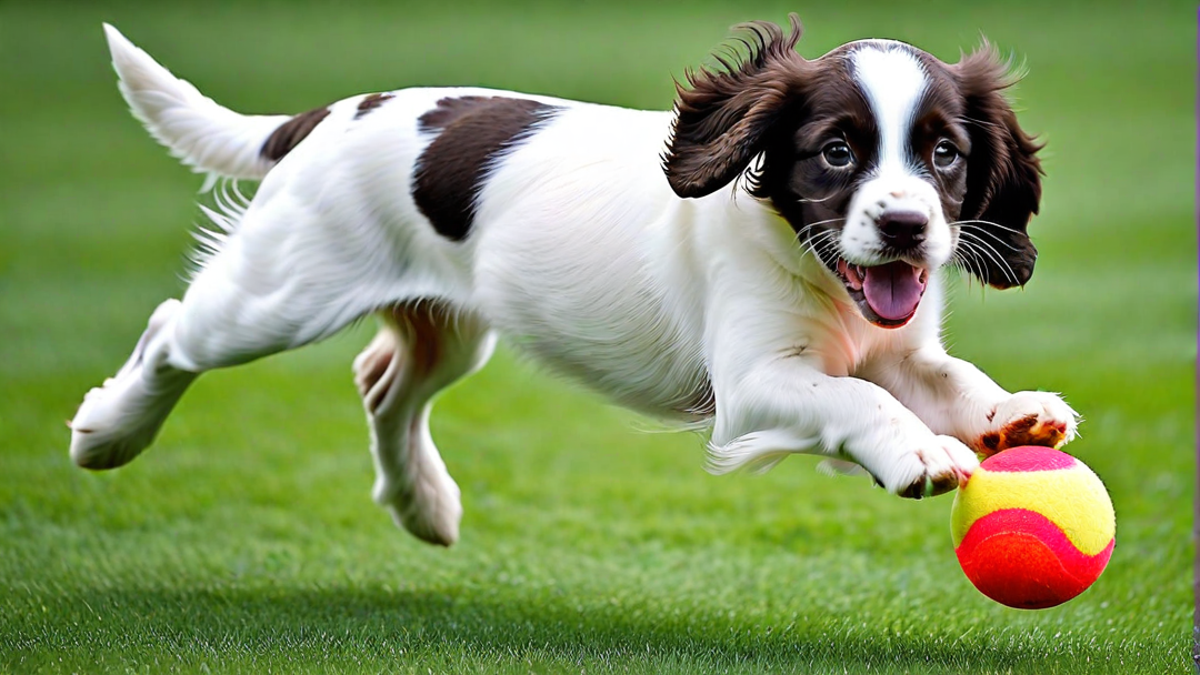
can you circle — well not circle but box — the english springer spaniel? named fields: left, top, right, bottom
left=71, top=16, right=1077, bottom=545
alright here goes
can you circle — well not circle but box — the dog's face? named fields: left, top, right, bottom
left=664, top=16, right=1042, bottom=328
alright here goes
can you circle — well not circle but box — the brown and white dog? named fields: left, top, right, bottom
left=71, top=16, right=1077, bottom=545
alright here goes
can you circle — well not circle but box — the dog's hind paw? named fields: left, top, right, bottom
left=68, top=299, right=192, bottom=470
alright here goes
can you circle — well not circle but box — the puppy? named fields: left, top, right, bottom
left=70, top=16, right=1077, bottom=545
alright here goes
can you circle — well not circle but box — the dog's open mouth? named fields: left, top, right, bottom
left=834, top=259, right=929, bottom=328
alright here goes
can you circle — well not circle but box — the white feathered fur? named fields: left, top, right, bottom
left=103, top=24, right=286, bottom=183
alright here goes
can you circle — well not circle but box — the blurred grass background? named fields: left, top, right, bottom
left=0, top=1, right=1194, bottom=673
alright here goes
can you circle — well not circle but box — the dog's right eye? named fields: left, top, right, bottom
left=822, top=141, right=855, bottom=168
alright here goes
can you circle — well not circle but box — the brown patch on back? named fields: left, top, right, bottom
left=355, top=93, right=395, bottom=120
left=417, top=95, right=497, bottom=132
left=260, top=106, right=330, bottom=161
left=412, top=96, right=559, bottom=241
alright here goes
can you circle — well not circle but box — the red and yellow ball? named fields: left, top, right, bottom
left=950, top=446, right=1115, bottom=609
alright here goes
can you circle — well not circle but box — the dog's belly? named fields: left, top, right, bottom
left=475, top=262, right=712, bottom=420
left=470, top=199, right=711, bottom=418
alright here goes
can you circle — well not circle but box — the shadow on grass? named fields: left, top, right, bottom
left=6, top=585, right=1032, bottom=673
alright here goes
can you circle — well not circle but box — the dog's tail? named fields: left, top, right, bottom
left=104, top=23, right=295, bottom=184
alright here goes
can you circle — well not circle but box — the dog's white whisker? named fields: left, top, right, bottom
left=950, top=248, right=987, bottom=286
left=952, top=219, right=1028, bottom=237
left=958, top=232, right=1020, bottom=285
left=956, top=224, right=1025, bottom=251
left=796, top=194, right=836, bottom=204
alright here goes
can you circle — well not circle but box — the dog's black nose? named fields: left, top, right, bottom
left=877, top=210, right=928, bottom=250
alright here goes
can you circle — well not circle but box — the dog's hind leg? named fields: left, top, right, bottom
left=69, top=187, right=397, bottom=470
left=68, top=298, right=197, bottom=469
left=353, top=303, right=494, bottom=545
left=353, top=302, right=495, bottom=546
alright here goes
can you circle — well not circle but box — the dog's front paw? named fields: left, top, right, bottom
left=977, top=391, right=1079, bottom=456
left=876, top=435, right=979, bottom=499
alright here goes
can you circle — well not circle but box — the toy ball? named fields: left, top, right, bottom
left=950, top=446, right=1115, bottom=609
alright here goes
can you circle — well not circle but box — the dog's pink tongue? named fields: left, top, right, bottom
left=862, top=261, right=926, bottom=321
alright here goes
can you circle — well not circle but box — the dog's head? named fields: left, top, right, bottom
left=663, top=15, right=1043, bottom=328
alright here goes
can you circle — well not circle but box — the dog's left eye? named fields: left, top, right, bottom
left=933, top=141, right=960, bottom=169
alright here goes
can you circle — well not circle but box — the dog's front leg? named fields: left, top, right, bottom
left=707, top=357, right=976, bottom=497
left=858, top=346, right=1079, bottom=456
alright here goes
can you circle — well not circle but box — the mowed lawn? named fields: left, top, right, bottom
left=0, top=1, right=1193, bottom=673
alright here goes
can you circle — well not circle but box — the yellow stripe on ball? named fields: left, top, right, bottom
left=951, top=464, right=1115, bottom=556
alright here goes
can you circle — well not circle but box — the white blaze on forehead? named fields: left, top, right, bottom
left=850, top=44, right=928, bottom=178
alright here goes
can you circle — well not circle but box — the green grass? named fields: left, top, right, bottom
left=0, top=1, right=1193, bottom=673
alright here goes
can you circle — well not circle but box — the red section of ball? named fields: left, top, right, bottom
left=982, top=446, right=1078, bottom=473
left=955, top=508, right=1114, bottom=609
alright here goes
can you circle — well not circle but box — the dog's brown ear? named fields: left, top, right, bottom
left=664, top=14, right=807, bottom=199
left=954, top=42, right=1044, bottom=289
